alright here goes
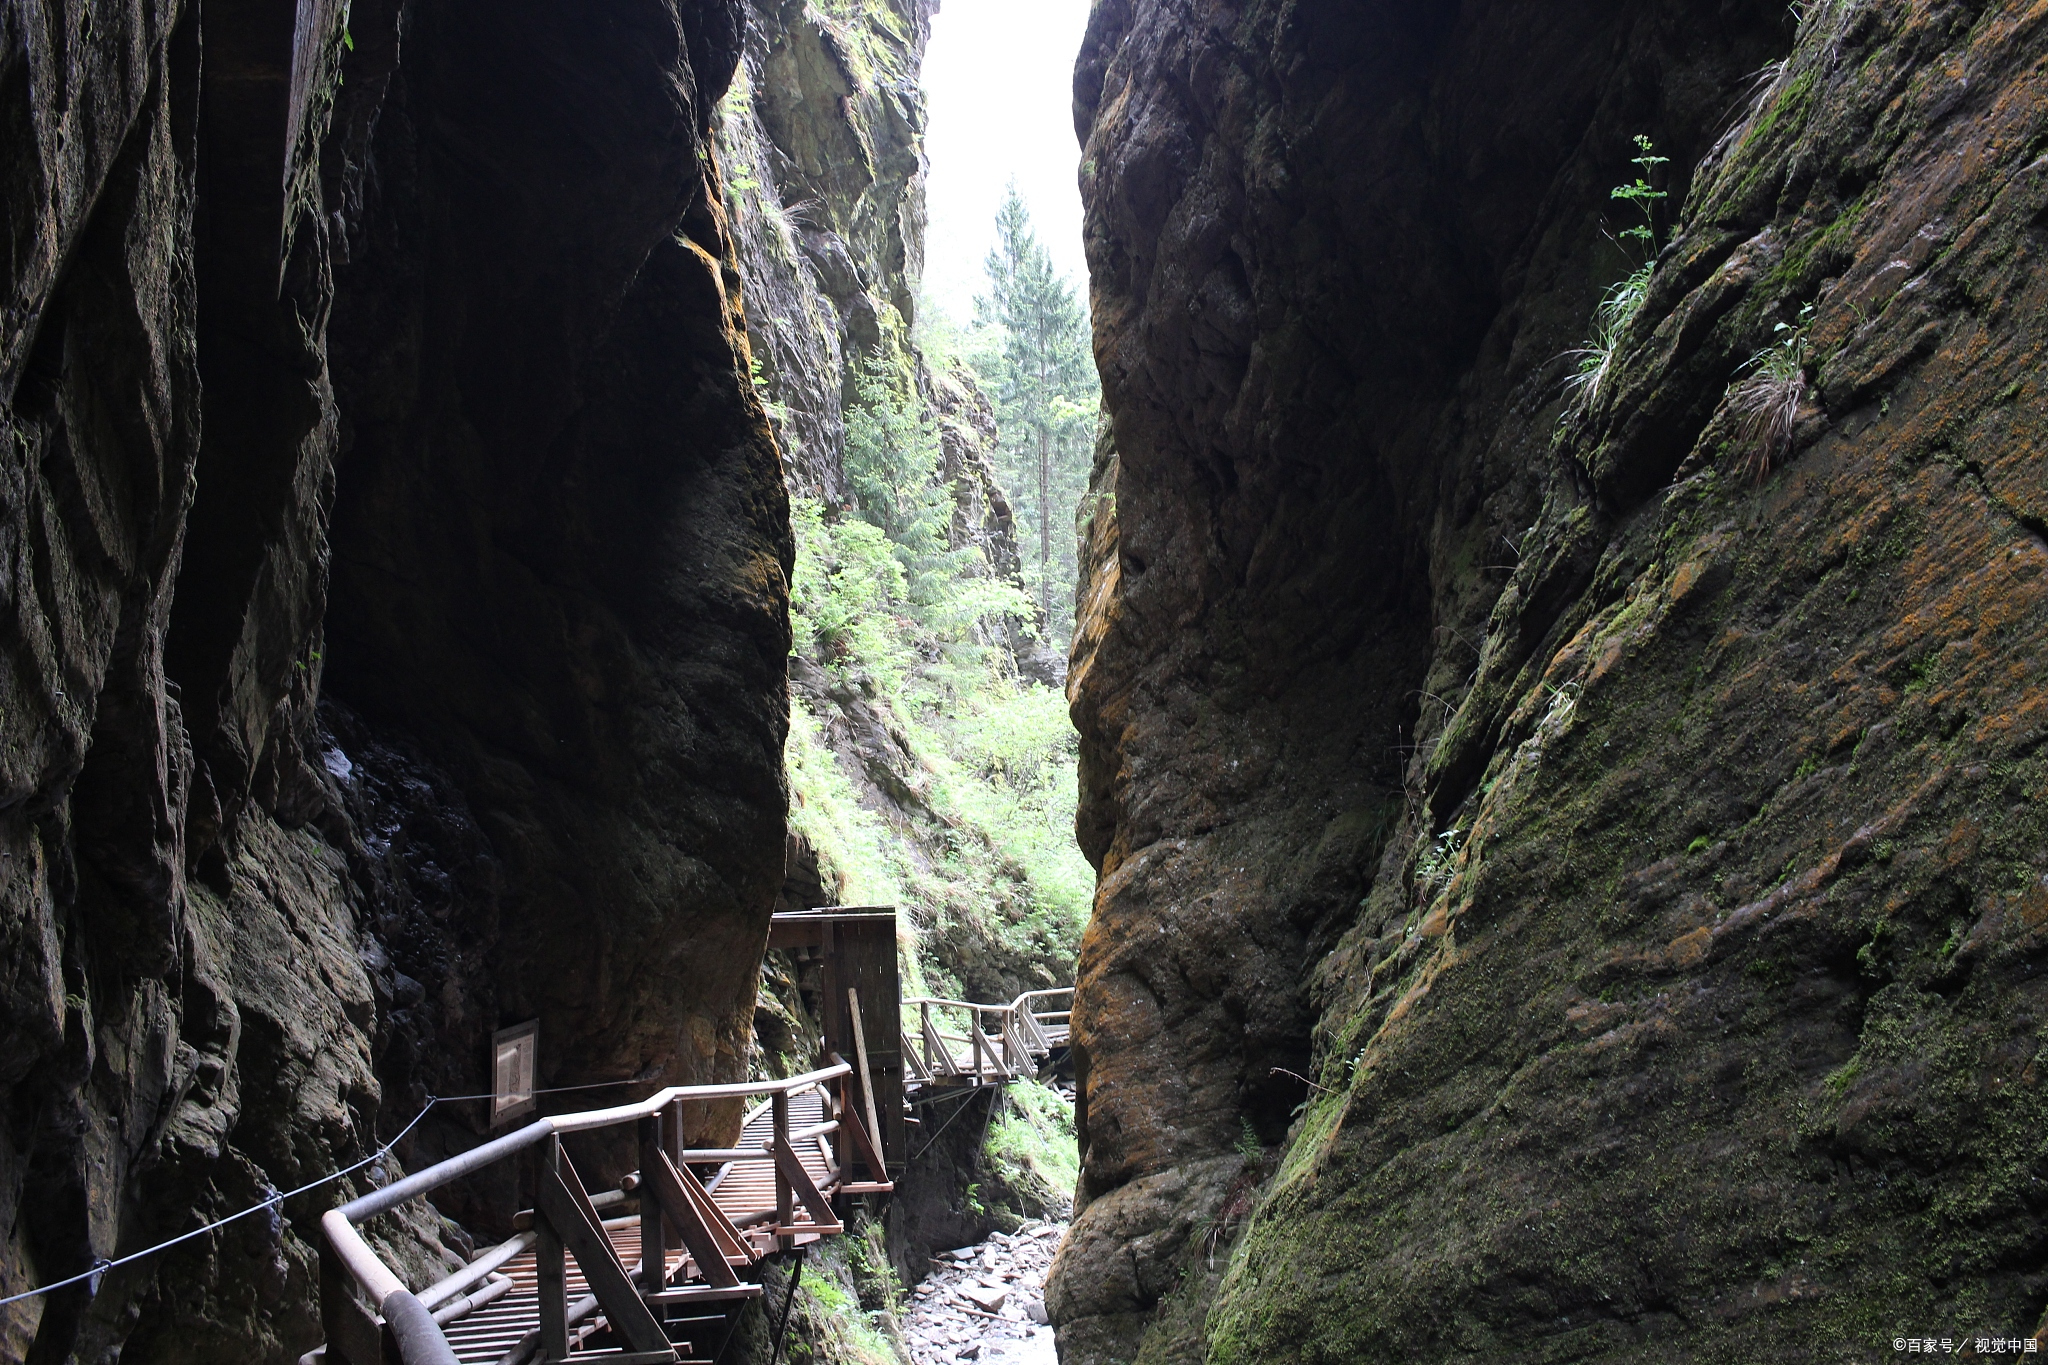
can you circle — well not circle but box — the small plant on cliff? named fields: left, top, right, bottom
left=1562, top=265, right=1653, bottom=417
left=1562, top=137, right=1669, bottom=423
left=1728, top=301, right=1812, bottom=483
left=1414, top=826, right=1465, bottom=901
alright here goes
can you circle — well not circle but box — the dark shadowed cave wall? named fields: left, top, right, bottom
left=1052, top=0, right=2048, bottom=1362
left=0, top=0, right=790, bottom=1360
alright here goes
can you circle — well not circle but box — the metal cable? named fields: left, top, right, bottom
left=0, top=1097, right=439, bottom=1308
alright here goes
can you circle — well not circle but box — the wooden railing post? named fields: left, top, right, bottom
left=639, top=1113, right=667, bottom=1297
left=920, top=1001, right=933, bottom=1073
left=536, top=1134, right=568, bottom=1362
left=772, top=1089, right=793, bottom=1249
left=971, top=1010, right=997, bottom=1083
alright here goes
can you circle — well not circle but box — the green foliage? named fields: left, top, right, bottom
left=789, top=1242, right=900, bottom=1365
left=785, top=693, right=911, bottom=908
left=1562, top=137, right=1669, bottom=424
left=840, top=358, right=1038, bottom=667
left=1610, top=134, right=1669, bottom=250
left=986, top=1081, right=1081, bottom=1211
left=925, top=682, right=1095, bottom=924
left=840, top=1213, right=907, bottom=1322
left=1563, top=262, right=1653, bottom=418
left=748, top=351, right=791, bottom=427
left=1729, top=301, right=1813, bottom=483
left=785, top=488, right=1090, bottom=992
left=789, top=498, right=913, bottom=686
left=1414, top=826, right=1465, bottom=901
left=844, top=358, right=948, bottom=556
left=973, top=185, right=1099, bottom=637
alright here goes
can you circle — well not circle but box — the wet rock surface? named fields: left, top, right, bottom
left=1059, top=0, right=2048, bottom=1361
left=0, top=0, right=785, bottom=1359
left=906, top=1224, right=1063, bottom=1365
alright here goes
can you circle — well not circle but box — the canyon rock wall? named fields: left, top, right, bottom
left=715, top=0, right=1022, bottom=593
left=0, top=1, right=788, bottom=1360
left=1053, top=0, right=2048, bottom=1361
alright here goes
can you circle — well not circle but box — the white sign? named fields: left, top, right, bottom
left=491, top=1021, right=538, bottom=1124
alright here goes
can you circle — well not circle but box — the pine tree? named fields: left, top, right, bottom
left=976, top=186, right=1096, bottom=633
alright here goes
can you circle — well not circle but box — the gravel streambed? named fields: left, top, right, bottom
left=904, top=1222, right=1064, bottom=1364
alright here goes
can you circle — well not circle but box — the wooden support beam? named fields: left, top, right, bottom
left=846, top=988, right=885, bottom=1174
left=772, top=1090, right=794, bottom=1250
left=644, top=1151, right=743, bottom=1289
left=671, top=1154, right=757, bottom=1266
left=970, top=1019, right=1000, bottom=1081
left=922, top=1010, right=957, bottom=1076
left=901, top=1029, right=932, bottom=1081
left=536, top=1137, right=569, bottom=1362
left=836, top=1088, right=887, bottom=1184
left=535, top=1149, right=678, bottom=1360
left=645, top=1284, right=765, bottom=1305
left=771, top=1132, right=843, bottom=1233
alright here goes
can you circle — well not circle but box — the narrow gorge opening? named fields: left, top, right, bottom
left=714, top=2, right=1103, bottom=1360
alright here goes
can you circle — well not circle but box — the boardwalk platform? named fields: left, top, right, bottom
left=313, top=904, right=1067, bottom=1365
left=316, top=1066, right=888, bottom=1365
left=901, top=990, right=1072, bottom=1100
left=428, top=1094, right=840, bottom=1365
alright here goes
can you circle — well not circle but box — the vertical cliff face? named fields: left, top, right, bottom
left=0, top=2, right=787, bottom=1360
left=1053, top=0, right=2048, bottom=1361
left=716, top=0, right=929, bottom=502
left=323, top=0, right=788, bottom=1145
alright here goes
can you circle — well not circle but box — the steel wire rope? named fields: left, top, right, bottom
left=0, top=1096, right=441, bottom=1308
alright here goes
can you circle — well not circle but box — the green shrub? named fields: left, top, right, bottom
left=1728, top=302, right=1813, bottom=483
left=986, top=1081, right=1081, bottom=1214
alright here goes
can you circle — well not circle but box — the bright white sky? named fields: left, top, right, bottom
left=920, top=0, right=1094, bottom=326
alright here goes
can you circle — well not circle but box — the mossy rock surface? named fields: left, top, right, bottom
left=1057, top=0, right=2048, bottom=1361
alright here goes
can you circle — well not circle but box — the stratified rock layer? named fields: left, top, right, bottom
left=0, top=1, right=787, bottom=1360
left=1053, top=0, right=2048, bottom=1361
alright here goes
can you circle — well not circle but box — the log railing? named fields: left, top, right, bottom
left=900, top=988, right=1072, bottom=1086
left=318, top=1058, right=890, bottom=1365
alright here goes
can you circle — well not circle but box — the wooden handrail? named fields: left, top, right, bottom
left=320, top=1061, right=855, bottom=1363
left=902, top=987, right=1073, bottom=1092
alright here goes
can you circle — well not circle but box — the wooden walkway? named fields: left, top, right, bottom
left=901, top=990, right=1071, bottom=1100
left=428, top=1095, right=839, bottom=1365
left=313, top=962, right=1073, bottom=1364
left=316, top=1064, right=888, bottom=1365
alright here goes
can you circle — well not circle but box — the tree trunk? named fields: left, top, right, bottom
left=1038, top=423, right=1052, bottom=621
